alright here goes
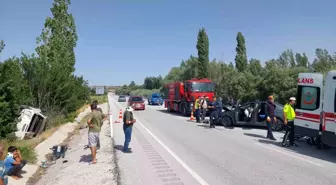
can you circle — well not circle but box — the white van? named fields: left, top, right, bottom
left=294, top=71, right=336, bottom=148
left=15, top=107, right=47, bottom=140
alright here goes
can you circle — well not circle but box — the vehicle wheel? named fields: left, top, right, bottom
left=272, top=118, right=284, bottom=131
left=167, top=104, right=172, bottom=112
left=222, top=116, right=233, bottom=127
left=181, top=104, right=188, bottom=117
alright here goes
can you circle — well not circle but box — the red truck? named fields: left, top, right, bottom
left=163, top=78, right=215, bottom=116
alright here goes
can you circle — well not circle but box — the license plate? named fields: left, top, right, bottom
left=136, top=104, right=141, bottom=107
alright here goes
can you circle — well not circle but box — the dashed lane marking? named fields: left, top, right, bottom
left=134, top=127, right=186, bottom=185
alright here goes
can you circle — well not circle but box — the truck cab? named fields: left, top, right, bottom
left=294, top=71, right=336, bottom=148
left=163, top=78, right=215, bottom=116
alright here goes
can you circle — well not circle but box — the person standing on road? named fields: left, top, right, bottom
left=84, top=100, right=105, bottom=150
left=87, top=102, right=106, bottom=164
left=0, top=144, right=8, bottom=185
left=282, top=97, right=298, bottom=147
left=265, top=96, right=277, bottom=140
left=194, top=96, right=201, bottom=123
left=208, top=97, right=219, bottom=128
left=123, top=106, right=136, bottom=153
left=92, top=100, right=104, bottom=149
left=200, top=95, right=207, bottom=122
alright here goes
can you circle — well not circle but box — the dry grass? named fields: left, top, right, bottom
left=90, top=95, right=108, bottom=104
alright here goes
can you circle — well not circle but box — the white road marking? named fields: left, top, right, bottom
left=110, top=96, right=209, bottom=185
left=255, top=143, right=324, bottom=167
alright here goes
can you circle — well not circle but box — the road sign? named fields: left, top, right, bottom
left=95, top=86, right=105, bottom=95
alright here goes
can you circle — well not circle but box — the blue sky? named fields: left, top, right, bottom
left=0, top=0, right=335, bottom=86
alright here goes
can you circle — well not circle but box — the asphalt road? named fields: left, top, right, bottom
left=110, top=94, right=336, bottom=185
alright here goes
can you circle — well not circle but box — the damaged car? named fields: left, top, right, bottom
left=15, top=106, right=48, bottom=140
left=221, top=101, right=284, bottom=131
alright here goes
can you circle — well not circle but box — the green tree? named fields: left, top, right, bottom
left=248, top=58, right=263, bottom=76
left=0, top=58, right=32, bottom=138
left=235, top=32, right=248, bottom=72
left=295, top=53, right=309, bottom=68
left=0, top=40, right=4, bottom=54
left=196, top=27, right=209, bottom=78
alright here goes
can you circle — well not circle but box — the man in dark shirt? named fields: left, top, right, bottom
left=266, top=95, right=276, bottom=140
left=208, top=97, right=219, bottom=128
left=123, top=106, right=136, bottom=153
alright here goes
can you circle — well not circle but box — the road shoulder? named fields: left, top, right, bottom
left=32, top=103, right=118, bottom=185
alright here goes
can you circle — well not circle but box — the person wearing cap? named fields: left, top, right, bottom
left=282, top=97, right=297, bottom=147
left=194, top=96, right=201, bottom=123
left=265, top=95, right=276, bottom=140
left=123, top=106, right=136, bottom=153
left=200, top=95, right=207, bottom=122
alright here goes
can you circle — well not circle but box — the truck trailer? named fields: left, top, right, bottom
left=163, top=78, right=215, bottom=116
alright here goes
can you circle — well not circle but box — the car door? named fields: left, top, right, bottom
left=235, top=103, right=251, bottom=125
left=253, top=102, right=266, bottom=126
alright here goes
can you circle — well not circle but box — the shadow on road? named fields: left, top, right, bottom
left=79, top=154, right=92, bottom=163
left=244, top=133, right=266, bottom=139
left=156, top=109, right=184, bottom=116
left=197, top=125, right=212, bottom=129
left=258, top=139, right=336, bottom=164
left=114, top=145, right=124, bottom=151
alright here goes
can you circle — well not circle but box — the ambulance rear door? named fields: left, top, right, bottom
left=321, top=70, right=336, bottom=147
left=294, top=73, right=323, bottom=138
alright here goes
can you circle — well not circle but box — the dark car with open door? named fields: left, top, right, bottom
left=221, top=101, right=284, bottom=131
left=128, top=96, right=145, bottom=110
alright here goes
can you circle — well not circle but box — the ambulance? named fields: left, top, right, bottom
left=294, top=71, right=336, bottom=148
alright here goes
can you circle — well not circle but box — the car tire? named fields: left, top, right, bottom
left=271, top=118, right=284, bottom=131
left=222, top=115, right=233, bottom=127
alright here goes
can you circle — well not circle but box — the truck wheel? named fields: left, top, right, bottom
left=181, top=104, right=188, bottom=117
left=167, top=104, right=172, bottom=112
